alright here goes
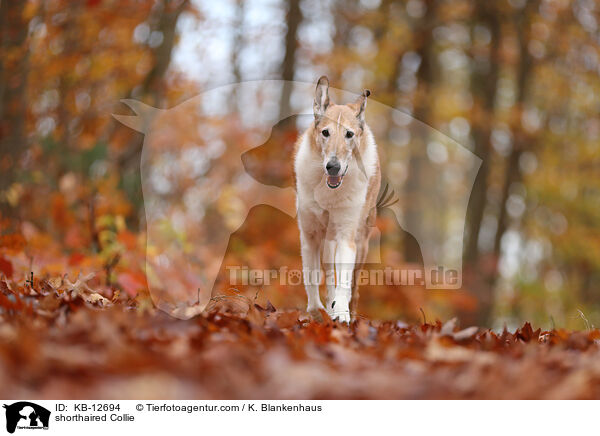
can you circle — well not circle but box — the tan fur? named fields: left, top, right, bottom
left=293, top=77, right=381, bottom=321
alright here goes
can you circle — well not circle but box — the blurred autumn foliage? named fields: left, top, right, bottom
left=1, top=0, right=600, bottom=398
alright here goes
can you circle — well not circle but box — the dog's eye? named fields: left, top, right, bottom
left=346, top=131, right=354, bottom=139
left=322, top=129, right=330, bottom=137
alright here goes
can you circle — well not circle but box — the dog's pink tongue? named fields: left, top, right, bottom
left=327, top=175, right=341, bottom=186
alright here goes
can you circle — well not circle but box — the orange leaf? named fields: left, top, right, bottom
left=117, top=271, right=148, bottom=297
left=0, top=255, right=13, bottom=278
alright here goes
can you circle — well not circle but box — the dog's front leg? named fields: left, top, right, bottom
left=300, top=231, right=325, bottom=316
left=331, top=239, right=356, bottom=323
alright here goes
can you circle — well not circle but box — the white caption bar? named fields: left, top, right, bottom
left=0, top=400, right=596, bottom=435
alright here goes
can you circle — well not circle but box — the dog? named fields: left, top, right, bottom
left=294, top=76, right=381, bottom=322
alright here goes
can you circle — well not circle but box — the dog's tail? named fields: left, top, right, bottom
left=376, top=182, right=399, bottom=211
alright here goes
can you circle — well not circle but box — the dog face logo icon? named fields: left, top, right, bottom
left=3, top=402, right=50, bottom=433
left=114, top=80, right=481, bottom=319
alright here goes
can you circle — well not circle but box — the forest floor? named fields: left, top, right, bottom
left=2, top=272, right=600, bottom=400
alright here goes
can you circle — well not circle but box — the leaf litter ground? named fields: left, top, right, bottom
left=2, top=274, right=600, bottom=399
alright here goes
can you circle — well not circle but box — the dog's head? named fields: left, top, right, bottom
left=312, top=75, right=370, bottom=189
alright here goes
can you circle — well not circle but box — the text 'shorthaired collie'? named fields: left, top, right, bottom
left=294, top=76, right=381, bottom=322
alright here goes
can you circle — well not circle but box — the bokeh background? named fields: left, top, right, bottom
left=1, top=0, right=599, bottom=329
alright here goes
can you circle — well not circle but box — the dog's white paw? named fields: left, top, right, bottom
left=328, top=295, right=350, bottom=323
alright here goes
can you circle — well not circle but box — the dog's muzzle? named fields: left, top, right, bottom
left=325, top=165, right=348, bottom=189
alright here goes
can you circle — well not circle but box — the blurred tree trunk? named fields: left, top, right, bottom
left=457, top=1, right=537, bottom=327
left=279, top=0, right=302, bottom=120
left=375, top=0, right=424, bottom=261
left=138, top=0, right=188, bottom=105
left=493, top=1, right=538, bottom=259
left=403, top=0, right=437, bottom=263
left=464, top=3, right=501, bottom=264
left=459, top=3, right=502, bottom=327
left=114, top=0, right=189, bottom=171
left=0, top=0, right=29, bottom=218
left=111, top=0, right=188, bottom=223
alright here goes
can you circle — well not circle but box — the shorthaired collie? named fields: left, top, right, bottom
left=294, top=76, right=381, bottom=322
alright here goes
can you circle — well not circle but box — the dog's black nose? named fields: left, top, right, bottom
left=326, top=159, right=341, bottom=175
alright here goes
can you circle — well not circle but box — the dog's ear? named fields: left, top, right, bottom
left=354, top=89, right=370, bottom=127
left=313, top=75, right=330, bottom=122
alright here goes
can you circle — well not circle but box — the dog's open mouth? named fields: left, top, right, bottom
left=326, top=175, right=343, bottom=189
